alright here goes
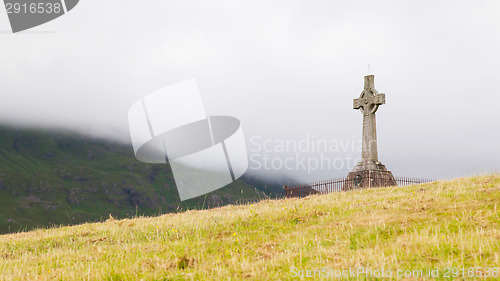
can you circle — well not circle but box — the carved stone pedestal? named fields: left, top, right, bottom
left=343, top=160, right=396, bottom=191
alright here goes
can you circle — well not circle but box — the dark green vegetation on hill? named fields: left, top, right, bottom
left=0, top=125, right=269, bottom=234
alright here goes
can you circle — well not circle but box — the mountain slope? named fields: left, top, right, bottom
left=0, top=125, right=266, bottom=234
left=0, top=175, right=498, bottom=280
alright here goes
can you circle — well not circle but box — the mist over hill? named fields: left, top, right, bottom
left=0, top=125, right=276, bottom=234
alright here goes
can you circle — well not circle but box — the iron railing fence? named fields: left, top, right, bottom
left=284, top=176, right=435, bottom=198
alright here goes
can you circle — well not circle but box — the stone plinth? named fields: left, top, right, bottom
left=343, top=162, right=396, bottom=191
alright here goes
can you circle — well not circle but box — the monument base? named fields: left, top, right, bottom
left=343, top=160, right=396, bottom=191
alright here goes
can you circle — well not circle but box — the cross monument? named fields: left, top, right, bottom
left=344, top=75, right=396, bottom=190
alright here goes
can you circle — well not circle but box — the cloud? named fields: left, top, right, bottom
left=0, top=0, right=498, bottom=181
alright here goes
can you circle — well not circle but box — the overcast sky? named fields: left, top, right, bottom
left=0, top=0, right=499, bottom=182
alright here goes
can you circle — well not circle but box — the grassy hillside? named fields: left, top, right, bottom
left=0, top=125, right=267, bottom=234
left=0, top=175, right=498, bottom=280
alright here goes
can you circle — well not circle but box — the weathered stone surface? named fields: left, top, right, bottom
left=344, top=75, right=396, bottom=190
left=344, top=170, right=396, bottom=190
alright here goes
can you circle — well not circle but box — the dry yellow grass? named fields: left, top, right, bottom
left=0, top=175, right=499, bottom=280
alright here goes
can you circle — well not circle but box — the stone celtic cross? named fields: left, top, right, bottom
left=353, top=75, right=385, bottom=163
left=345, top=75, right=395, bottom=190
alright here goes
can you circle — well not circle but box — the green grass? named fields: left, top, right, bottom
left=0, top=174, right=498, bottom=280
